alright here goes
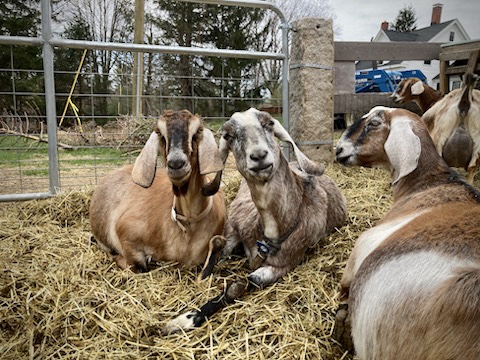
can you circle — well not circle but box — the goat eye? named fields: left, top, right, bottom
left=262, top=121, right=274, bottom=131
left=223, top=133, right=231, bottom=141
left=369, top=119, right=381, bottom=127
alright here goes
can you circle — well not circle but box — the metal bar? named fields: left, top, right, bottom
left=281, top=22, right=290, bottom=160
left=50, top=38, right=285, bottom=60
left=179, top=0, right=287, bottom=22
left=0, top=35, right=43, bottom=46
left=41, top=0, right=60, bottom=197
left=0, top=192, right=54, bottom=202
left=0, top=36, right=285, bottom=61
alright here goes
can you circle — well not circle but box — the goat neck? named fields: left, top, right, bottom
left=417, top=93, right=439, bottom=114
left=392, top=128, right=453, bottom=201
left=246, top=154, right=303, bottom=240
left=171, top=159, right=212, bottom=229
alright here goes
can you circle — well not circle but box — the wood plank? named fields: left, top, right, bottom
left=334, top=41, right=442, bottom=61
left=445, top=64, right=480, bottom=75
left=440, top=60, right=448, bottom=94
left=440, top=49, right=479, bottom=61
left=466, top=49, right=480, bottom=74
left=440, top=40, right=480, bottom=53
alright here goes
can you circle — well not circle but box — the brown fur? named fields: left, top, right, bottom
left=392, top=78, right=442, bottom=113
left=89, top=110, right=226, bottom=272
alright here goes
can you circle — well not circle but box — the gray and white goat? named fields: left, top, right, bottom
left=163, top=107, right=347, bottom=334
left=335, top=106, right=480, bottom=360
left=89, top=110, right=226, bottom=278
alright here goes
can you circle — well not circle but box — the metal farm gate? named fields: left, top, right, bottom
left=0, top=0, right=289, bottom=201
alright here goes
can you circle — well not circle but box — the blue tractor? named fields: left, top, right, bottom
left=355, top=69, right=427, bottom=93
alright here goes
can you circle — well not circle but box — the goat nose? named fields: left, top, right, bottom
left=250, top=149, right=268, bottom=161
left=335, top=146, right=343, bottom=156
left=167, top=158, right=186, bottom=170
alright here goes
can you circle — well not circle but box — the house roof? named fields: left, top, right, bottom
left=383, top=20, right=455, bottom=42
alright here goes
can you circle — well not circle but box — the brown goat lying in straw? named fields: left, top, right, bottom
left=335, top=106, right=480, bottom=360
left=89, top=110, right=226, bottom=279
left=163, top=108, right=347, bottom=334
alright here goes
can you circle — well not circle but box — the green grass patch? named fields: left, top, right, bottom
left=0, top=135, right=136, bottom=171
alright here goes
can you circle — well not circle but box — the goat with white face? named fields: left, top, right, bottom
left=335, top=106, right=480, bottom=360
left=162, top=108, right=347, bottom=334
left=89, top=110, right=226, bottom=278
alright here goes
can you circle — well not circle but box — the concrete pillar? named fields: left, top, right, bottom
left=289, top=18, right=334, bottom=164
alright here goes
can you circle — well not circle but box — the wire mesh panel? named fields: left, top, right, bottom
left=0, top=44, right=284, bottom=197
left=0, top=0, right=288, bottom=200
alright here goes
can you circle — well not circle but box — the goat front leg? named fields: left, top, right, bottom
left=162, top=278, right=248, bottom=335
left=197, top=235, right=226, bottom=282
left=333, top=301, right=354, bottom=352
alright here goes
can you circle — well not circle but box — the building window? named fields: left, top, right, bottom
left=424, top=60, right=431, bottom=65
left=452, top=81, right=461, bottom=89
left=450, top=31, right=455, bottom=41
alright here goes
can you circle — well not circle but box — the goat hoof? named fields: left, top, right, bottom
left=212, top=235, right=226, bottom=251
left=333, top=302, right=354, bottom=352
left=162, top=311, right=197, bottom=335
left=226, top=281, right=247, bottom=300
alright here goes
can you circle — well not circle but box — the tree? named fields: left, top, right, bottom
left=0, top=0, right=43, bottom=115
left=151, top=1, right=266, bottom=116
left=393, top=5, right=417, bottom=32
left=55, top=0, right=134, bottom=122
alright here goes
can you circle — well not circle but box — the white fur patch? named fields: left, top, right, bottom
left=162, top=311, right=196, bottom=335
left=336, top=136, right=356, bottom=159
left=250, top=266, right=277, bottom=284
left=350, top=211, right=427, bottom=277
left=352, top=251, right=475, bottom=358
left=363, top=106, right=393, bottom=118
left=230, top=107, right=262, bottom=128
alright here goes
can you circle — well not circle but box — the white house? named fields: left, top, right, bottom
left=357, top=3, right=471, bottom=90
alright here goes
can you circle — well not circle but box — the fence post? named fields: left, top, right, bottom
left=41, top=0, right=61, bottom=193
left=289, top=18, right=334, bottom=164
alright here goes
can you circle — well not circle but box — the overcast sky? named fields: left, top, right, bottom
left=330, top=0, right=480, bottom=41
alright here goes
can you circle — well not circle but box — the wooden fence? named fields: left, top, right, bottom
left=333, top=40, right=480, bottom=122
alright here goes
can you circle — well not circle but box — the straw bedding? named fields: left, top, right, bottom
left=0, top=163, right=451, bottom=359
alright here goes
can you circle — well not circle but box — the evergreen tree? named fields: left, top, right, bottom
left=393, top=5, right=417, bottom=32
left=0, top=0, right=43, bottom=115
left=152, top=1, right=266, bottom=115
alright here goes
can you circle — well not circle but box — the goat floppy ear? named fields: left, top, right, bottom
left=410, top=80, right=425, bottom=96
left=198, top=128, right=224, bottom=175
left=218, top=126, right=231, bottom=165
left=132, top=132, right=160, bottom=188
left=271, top=118, right=324, bottom=176
left=384, top=118, right=421, bottom=184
